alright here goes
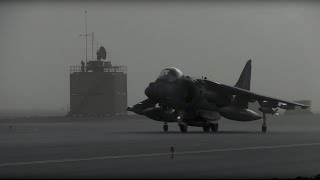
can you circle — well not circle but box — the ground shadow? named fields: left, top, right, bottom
left=121, top=130, right=284, bottom=135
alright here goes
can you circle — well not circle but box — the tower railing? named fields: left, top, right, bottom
left=70, top=65, right=127, bottom=74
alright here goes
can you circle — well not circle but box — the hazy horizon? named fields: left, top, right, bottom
left=1, top=1, right=319, bottom=113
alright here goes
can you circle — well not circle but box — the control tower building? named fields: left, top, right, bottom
left=68, top=46, right=127, bottom=116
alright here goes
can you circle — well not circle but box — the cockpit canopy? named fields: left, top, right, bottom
left=158, top=67, right=184, bottom=81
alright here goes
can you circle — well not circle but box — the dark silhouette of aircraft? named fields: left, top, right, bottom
left=127, top=60, right=309, bottom=133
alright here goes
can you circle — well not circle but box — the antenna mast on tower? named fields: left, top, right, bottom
left=91, top=32, right=94, bottom=61
left=79, top=11, right=92, bottom=64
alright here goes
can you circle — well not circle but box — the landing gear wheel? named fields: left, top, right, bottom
left=211, top=124, right=219, bottom=132
left=163, top=123, right=168, bottom=132
left=179, top=125, right=188, bottom=133
left=262, top=113, right=267, bottom=133
left=203, top=126, right=210, bottom=132
left=262, top=124, right=267, bottom=133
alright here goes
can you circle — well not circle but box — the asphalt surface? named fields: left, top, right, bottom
left=0, top=114, right=320, bottom=179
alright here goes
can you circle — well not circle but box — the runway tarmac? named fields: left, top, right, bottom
left=0, top=114, right=320, bottom=179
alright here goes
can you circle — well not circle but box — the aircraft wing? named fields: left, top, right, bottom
left=203, top=79, right=309, bottom=110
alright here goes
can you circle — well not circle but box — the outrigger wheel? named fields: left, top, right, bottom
left=262, top=113, right=267, bottom=133
left=163, top=123, right=168, bottom=132
left=262, top=124, right=267, bottom=133
left=179, top=124, right=188, bottom=133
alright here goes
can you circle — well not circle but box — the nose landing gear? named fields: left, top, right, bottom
left=163, top=123, right=168, bottom=132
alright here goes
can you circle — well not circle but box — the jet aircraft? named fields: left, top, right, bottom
left=127, top=60, right=309, bottom=133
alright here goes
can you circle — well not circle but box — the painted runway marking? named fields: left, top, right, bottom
left=1, top=142, right=320, bottom=167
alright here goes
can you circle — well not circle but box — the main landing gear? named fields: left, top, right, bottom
left=163, top=123, right=168, bottom=132
left=211, top=123, right=219, bottom=132
left=163, top=122, right=188, bottom=133
left=179, top=124, right=188, bottom=133
left=262, top=113, right=267, bottom=133
left=203, top=126, right=210, bottom=132
left=163, top=122, right=218, bottom=133
left=203, top=124, right=219, bottom=132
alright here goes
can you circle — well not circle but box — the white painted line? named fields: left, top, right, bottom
left=176, top=142, right=320, bottom=155
left=0, top=152, right=170, bottom=167
left=1, top=142, right=320, bottom=167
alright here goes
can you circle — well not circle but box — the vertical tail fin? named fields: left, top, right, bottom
left=233, top=59, right=252, bottom=108
left=234, top=59, right=251, bottom=90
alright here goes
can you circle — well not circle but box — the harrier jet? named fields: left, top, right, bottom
left=127, top=60, right=309, bottom=133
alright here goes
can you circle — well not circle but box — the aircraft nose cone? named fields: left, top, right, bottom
left=145, top=83, right=155, bottom=99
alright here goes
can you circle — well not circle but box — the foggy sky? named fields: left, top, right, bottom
left=0, top=1, right=319, bottom=112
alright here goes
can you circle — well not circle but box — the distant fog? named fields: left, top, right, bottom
left=0, top=1, right=319, bottom=112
